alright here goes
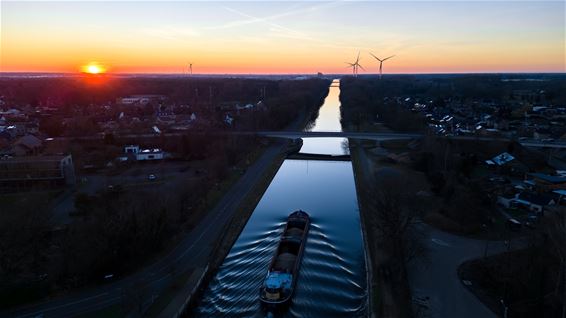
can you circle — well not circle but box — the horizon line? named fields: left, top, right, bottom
left=1, top=71, right=565, bottom=77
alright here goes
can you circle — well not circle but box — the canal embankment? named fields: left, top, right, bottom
left=191, top=79, right=368, bottom=317
left=349, top=140, right=414, bottom=318
left=163, top=83, right=331, bottom=317
left=182, top=140, right=288, bottom=315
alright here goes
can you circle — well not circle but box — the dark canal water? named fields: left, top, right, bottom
left=192, top=80, right=367, bottom=317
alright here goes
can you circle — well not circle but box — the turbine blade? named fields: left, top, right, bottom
left=369, top=52, right=379, bottom=60
left=382, top=55, right=396, bottom=61
left=358, top=64, right=366, bottom=71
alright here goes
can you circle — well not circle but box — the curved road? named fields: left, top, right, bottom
left=409, top=224, right=500, bottom=318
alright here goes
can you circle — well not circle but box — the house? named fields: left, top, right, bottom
left=485, top=152, right=515, bottom=166
left=552, top=190, right=566, bottom=205
left=497, top=195, right=518, bottom=209
left=498, top=192, right=556, bottom=213
left=7, top=121, right=27, bottom=136
left=100, top=121, right=119, bottom=131
left=485, top=152, right=527, bottom=176
left=517, top=192, right=556, bottom=213
left=117, top=95, right=165, bottom=106
left=236, top=103, right=255, bottom=111
left=13, top=135, right=43, bottom=156
left=136, top=148, right=165, bottom=161
left=156, top=114, right=176, bottom=125
left=218, top=102, right=240, bottom=111
left=0, top=108, right=22, bottom=117
left=528, top=173, right=566, bottom=191
left=123, top=145, right=165, bottom=161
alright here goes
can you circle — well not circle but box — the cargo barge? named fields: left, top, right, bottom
left=259, top=210, right=310, bottom=308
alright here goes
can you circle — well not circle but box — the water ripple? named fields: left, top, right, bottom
left=192, top=158, right=367, bottom=317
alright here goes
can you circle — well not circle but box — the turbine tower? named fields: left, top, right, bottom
left=345, top=52, right=365, bottom=77
left=369, top=53, right=395, bottom=79
left=189, top=63, right=193, bottom=75
left=345, top=62, right=357, bottom=76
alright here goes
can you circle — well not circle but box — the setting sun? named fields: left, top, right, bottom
left=82, top=63, right=105, bottom=74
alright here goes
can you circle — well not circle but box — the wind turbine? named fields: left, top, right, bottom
left=369, top=53, right=395, bottom=79
left=345, top=62, right=357, bottom=76
left=345, top=52, right=365, bottom=77
left=188, top=63, right=193, bottom=75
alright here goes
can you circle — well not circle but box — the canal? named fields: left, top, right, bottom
left=192, top=79, right=367, bottom=317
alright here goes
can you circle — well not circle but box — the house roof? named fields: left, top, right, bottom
left=491, top=152, right=515, bottom=166
left=139, top=148, right=162, bottom=154
left=518, top=192, right=556, bottom=206
left=553, top=190, right=566, bottom=196
left=529, top=173, right=566, bottom=184
left=14, top=134, right=42, bottom=150
left=0, top=154, right=70, bottom=163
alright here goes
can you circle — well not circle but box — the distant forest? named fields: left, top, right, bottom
left=341, top=73, right=566, bottom=103
left=0, top=75, right=330, bottom=108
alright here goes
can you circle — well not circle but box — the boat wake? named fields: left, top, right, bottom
left=193, top=222, right=366, bottom=317
left=192, top=159, right=367, bottom=317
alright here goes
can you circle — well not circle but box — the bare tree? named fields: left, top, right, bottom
left=549, top=206, right=566, bottom=318
left=362, top=168, right=428, bottom=318
left=366, top=169, right=426, bottom=264
left=0, top=195, right=50, bottom=278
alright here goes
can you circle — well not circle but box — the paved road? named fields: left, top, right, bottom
left=1, top=141, right=286, bottom=318
left=47, top=130, right=566, bottom=149
left=409, top=224, right=513, bottom=318
left=259, top=131, right=566, bottom=149
left=257, top=130, right=422, bottom=140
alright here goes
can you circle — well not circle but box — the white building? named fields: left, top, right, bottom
left=124, top=145, right=165, bottom=161
left=117, top=95, right=165, bottom=106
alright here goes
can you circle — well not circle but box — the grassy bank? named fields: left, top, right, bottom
left=349, top=141, right=414, bottom=318
left=349, top=144, right=379, bottom=317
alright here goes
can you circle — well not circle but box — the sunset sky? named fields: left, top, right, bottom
left=1, top=1, right=564, bottom=74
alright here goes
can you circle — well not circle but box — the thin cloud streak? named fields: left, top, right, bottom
left=205, top=1, right=345, bottom=31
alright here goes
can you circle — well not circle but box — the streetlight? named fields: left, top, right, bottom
left=482, top=223, right=490, bottom=257
left=500, top=299, right=508, bottom=318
